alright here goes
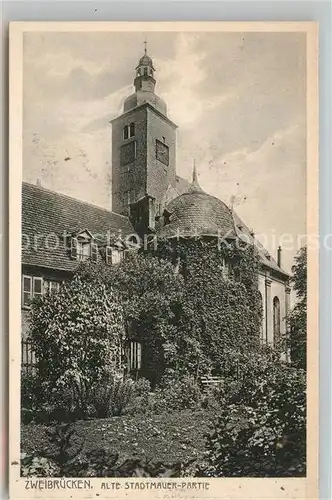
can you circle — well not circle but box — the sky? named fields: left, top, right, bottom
left=23, top=30, right=306, bottom=273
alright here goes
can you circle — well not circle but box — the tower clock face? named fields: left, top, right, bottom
left=156, top=140, right=169, bottom=166
left=120, top=141, right=136, bottom=166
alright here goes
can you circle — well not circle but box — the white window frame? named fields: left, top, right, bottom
left=44, top=280, right=61, bottom=295
left=128, top=341, right=142, bottom=370
left=90, top=242, right=99, bottom=262
left=71, top=233, right=98, bottom=262
left=22, top=275, right=32, bottom=307
left=123, top=123, right=135, bottom=140
left=106, top=246, right=124, bottom=265
left=22, top=275, right=43, bottom=307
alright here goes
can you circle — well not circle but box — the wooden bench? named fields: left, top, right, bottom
left=200, top=375, right=223, bottom=388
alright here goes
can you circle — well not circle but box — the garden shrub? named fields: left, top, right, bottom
left=126, top=378, right=152, bottom=415
left=203, top=357, right=306, bottom=477
left=25, top=276, right=126, bottom=421
left=21, top=370, right=75, bottom=424
left=148, top=372, right=203, bottom=413
left=29, top=276, right=125, bottom=390
left=54, top=370, right=136, bottom=419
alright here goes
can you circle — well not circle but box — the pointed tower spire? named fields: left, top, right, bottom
left=193, top=159, right=198, bottom=183
left=188, top=160, right=204, bottom=193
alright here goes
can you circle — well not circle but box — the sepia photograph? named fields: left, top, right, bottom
left=9, top=22, right=318, bottom=499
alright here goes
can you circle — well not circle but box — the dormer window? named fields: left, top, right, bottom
left=123, top=122, right=135, bottom=140
left=106, top=246, right=124, bottom=265
left=71, top=231, right=98, bottom=262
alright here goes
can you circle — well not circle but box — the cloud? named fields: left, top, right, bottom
left=156, top=34, right=236, bottom=129
left=195, top=124, right=306, bottom=272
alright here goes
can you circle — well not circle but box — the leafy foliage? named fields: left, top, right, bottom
left=148, top=372, right=203, bottom=413
left=21, top=370, right=139, bottom=423
left=152, top=238, right=262, bottom=377
left=76, top=238, right=262, bottom=383
left=76, top=253, right=184, bottom=386
left=203, top=351, right=306, bottom=477
left=287, top=246, right=307, bottom=369
left=25, top=276, right=126, bottom=420
left=29, top=275, right=125, bottom=387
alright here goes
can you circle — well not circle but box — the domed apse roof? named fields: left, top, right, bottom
left=157, top=167, right=237, bottom=240
left=158, top=168, right=289, bottom=278
left=123, top=91, right=167, bottom=115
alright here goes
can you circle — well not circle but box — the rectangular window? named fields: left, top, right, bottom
left=129, top=122, right=135, bottom=138
left=123, top=123, right=135, bottom=140
left=71, top=237, right=78, bottom=259
left=148, top=198, right=155, bottom=230
left=91, top=243, right=98, bottom=262
left=106, top=246, right=123, bottom=265
left=33, top=277, right=43, bottom=298
left=22, top=275, right=43, bottom=307
left=44, top=280, right=60, bottom=295
left=22, top=275, right=32, bottom=307
left=128, top=341, right=142, bottom=370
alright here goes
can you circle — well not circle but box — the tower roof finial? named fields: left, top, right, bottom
left=188, top=160, right=204, bottom=193
left=144, top=38, right=147, bottom=54
left=193, top=159, right=198, bottom=183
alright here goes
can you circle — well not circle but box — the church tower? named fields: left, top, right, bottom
left=111, top=44, right=177, bottom=232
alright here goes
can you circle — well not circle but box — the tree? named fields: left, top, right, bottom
left=287, top=246, right=307, bottom=370
left=28, top=275, right=125, bottom=392
left=76, top=252, right=185, bottom=386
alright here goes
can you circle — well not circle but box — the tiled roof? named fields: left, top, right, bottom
left=22, top=182, right=135, bottom=272
left=156, top=182, right=237, bottom=240
left=158, top=177, right=288, bottom=278
left=232, top=211, right=289, bottom=277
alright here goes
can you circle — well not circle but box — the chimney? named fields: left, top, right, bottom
left=36, top=179, right=42, bottom=187
left=277, top=246, right=282, bottom=267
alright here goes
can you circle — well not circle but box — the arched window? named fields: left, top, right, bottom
left=273, top=296, right=281, bottom=344
left=144, top=67, right=148, bottom=76
left=123, top=123, right=135, bottom=140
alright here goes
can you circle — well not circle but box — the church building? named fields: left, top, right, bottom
left=21, top=47, right=290, bottom=372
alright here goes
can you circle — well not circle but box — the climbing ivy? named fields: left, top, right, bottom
left=62, top=236, right=262, bottom=385
left=148, top=237, right=263, bottom=378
